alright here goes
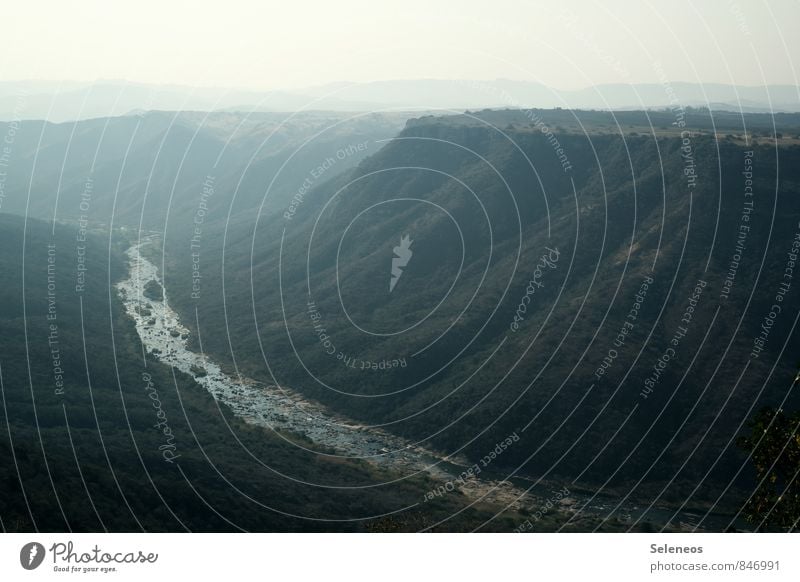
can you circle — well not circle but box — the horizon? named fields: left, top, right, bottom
left=4, top=0, right=799, bottom=91
left=4, top=77, right=800, bottom=91
left=1, top=77, right=799, bottom=124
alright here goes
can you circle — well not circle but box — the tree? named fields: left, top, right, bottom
left=737, top=406, right=800, bottom=531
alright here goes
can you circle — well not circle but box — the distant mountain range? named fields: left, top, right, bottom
left=1, top=79, right=798, bottom=122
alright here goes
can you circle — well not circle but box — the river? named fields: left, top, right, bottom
left=116, top=236, right=741, bottom=531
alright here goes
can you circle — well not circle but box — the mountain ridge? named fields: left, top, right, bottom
left=2, top=79, right=798, bottom=123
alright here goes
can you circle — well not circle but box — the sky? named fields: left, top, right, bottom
left=3, top=0, right=799, bottom=91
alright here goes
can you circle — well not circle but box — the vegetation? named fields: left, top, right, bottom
left=737, top=404, right=800, bottom=531
left=6, top=109, right=800, bottom=531
left=161, top=110, right=800, bottom=519
left=0, top=215, right=533, bottom=532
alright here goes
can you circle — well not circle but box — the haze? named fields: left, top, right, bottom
left=3, top=0, right=798, bottom=91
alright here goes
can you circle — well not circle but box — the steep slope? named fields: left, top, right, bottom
left=0, top=214, right=526, bottom=532
left=162, top=109, right=800, bottom=516
left=0, top=111, right=407, bottom=231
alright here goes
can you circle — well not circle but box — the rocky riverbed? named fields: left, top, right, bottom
left=117, top=237, right=735, bottom=530
left=116, top=237, right=550, bottom=510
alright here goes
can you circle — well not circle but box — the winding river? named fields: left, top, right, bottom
left=117, top=238, right=466, bottom=473
left=116, top=236, right=737, bottom=531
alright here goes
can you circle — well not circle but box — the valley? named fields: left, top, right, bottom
left=120, top=234, right=745, bottom=530
left=3, top=107, right=800, bottom=532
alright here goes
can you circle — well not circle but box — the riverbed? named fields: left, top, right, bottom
left=117, top=237, right=556, bottom=516
left=116, top=236, right=738, bottom=531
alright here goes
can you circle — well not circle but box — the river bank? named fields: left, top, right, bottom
left=117, top=236, right=738, bottom=531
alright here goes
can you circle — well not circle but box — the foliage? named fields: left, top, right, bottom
left=737, top=405, right=800, bottom=531
left=0, top=215, right=519, bottom=532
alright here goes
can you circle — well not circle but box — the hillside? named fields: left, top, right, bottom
left=161, top=109, right=800, bottom=518
left=0, top=111, right=407, bottom=230
left=0, top=214, right=536, bottom=532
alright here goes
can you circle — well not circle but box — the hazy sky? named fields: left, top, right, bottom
left=4, top=0, right=799, bottom=90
